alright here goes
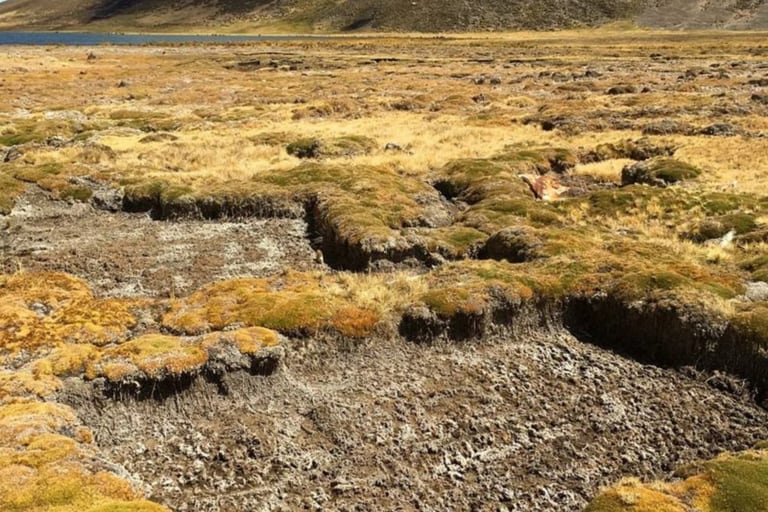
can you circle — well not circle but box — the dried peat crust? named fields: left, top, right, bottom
left=2, top=33, right=768, bottom=511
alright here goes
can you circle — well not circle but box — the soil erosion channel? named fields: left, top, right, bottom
left=18, top=194, right=767, bottom=511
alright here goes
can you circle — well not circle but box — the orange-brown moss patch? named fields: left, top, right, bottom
left=0, top=273, right=143, bottom=359
left=331, top=306, right=380, bottom=338
left=586, top=449, right=768, bottom=512
left=94, top=334, right=208, bottom=381
left=163, top=272, right=380, bottom=337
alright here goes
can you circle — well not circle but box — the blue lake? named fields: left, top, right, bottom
left=0, top=31, right=328, bottom=45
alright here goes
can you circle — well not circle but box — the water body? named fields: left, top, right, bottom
left=0, top=31, right=329, bottom=45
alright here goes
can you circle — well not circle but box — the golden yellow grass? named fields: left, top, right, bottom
left=0, top=32, right=765, bottom=286
left=2, top=36, right=765, bottom=195
left=1, top=34, right=765, bottom=303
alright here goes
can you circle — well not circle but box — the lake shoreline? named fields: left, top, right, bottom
left=0, top=30, right=342, bottom=45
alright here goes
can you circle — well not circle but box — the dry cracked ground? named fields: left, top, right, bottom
left=2, top=31, right=768, bottom=512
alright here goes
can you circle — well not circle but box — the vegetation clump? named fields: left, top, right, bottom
left=621, top=158, right=702, bottom=187
left=59, top=185, right=93, bottom=202
left=583, top=138, right=676, bottom=163
left=684, top=212, right=759, bottom=243
left=586, top=449, right=768, bottom=512
left=286, top=137, right=322, bottom=159
left=0, top=118, right=85, bottom=147
left=479, top=226, right=545, bottom=262
left=740, top=255, right=768, bottom=282
left=162, top=272, right=381, bottom=337
left=286, top=135, right=377, bottom=159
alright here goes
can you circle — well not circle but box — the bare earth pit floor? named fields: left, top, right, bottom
left=0, top=189, right=321, bottom=297
left=63, top=334, right=768, bottom=512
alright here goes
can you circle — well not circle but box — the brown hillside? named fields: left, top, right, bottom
left=1, top=0, right=767, bottom=31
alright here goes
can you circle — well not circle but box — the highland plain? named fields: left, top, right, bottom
left=1, top=15, right=768, bottom=512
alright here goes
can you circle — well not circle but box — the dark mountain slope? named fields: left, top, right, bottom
left=0, top=0, right=766, bottom=32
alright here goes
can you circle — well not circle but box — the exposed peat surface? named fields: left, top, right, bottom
left=0, top=187, right=321, bottom=297
left=66, top=335, right=768, bottom=512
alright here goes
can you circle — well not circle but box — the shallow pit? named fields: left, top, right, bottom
left=0, top=188, right=322, bottom=297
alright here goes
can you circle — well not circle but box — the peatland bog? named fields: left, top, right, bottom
left=2, top=31, right=768, bottom=511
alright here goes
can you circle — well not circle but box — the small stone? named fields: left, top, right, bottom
left=46, top=136, right=68, bottom=148
left=2, top=146, right=21, bottom=162
left=384, top=142, right=403, bottom=151
left=745, top=281, right=768, bottom=302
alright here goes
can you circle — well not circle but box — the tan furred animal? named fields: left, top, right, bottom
left=519, top=174, right=569, bottom=201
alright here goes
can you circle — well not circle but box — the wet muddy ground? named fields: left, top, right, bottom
left=65, top=333, right=768, bottom=512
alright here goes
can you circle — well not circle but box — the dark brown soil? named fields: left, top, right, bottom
left=0, top=187, right=322, bottom=297
left=64, top=332, right=768, bottom=512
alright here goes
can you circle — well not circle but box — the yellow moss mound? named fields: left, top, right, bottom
left=95, top=334, right=209, bottom=381
left=586, top=449, right=768, bottom=512
left=585, top=479, right=687, bottom=512
left=163, top=272, right=381, bottom=336
left=0, top=401, right=170, bottom=512
left=0, top=463, right=166, bottom=512
left=0, top=369, right=62, bottom=402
